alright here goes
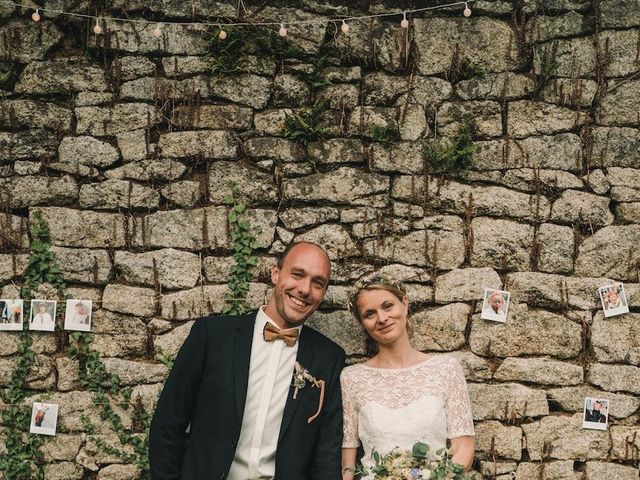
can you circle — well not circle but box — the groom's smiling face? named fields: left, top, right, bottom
left=265, top=243, right=330, bottom=329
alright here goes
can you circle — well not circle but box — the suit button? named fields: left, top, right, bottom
left=218, top=475, right=224, bottom=480
left=230, top=442, right=236, bottom=448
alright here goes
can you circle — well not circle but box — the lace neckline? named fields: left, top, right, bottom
left=358, top=354, right=436, bottom=372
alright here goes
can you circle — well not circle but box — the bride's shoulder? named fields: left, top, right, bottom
left=425, top=353, right=464, bottom=370
left=340, top=362, right=367, bottom=380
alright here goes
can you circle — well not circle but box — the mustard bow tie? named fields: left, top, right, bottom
left=263, top=322, right=299, bottom=347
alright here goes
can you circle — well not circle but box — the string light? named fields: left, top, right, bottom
left=278, top=23, right=287, bottom=37
left=6, top=0, right=477, bottom=34
left=153, top=23, right=162, bottom=37
left=400, top=12, right=409, bottom=29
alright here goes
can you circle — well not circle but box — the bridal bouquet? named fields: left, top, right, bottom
left=355, top=442, right=475, bottom=480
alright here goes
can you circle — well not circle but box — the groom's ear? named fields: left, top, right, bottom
left=270, top=265, right=280, bottom=285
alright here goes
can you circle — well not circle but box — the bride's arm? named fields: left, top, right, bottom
left=341, top=447, right=357, bottom=480
left=450, top=435, right=475, bottom=471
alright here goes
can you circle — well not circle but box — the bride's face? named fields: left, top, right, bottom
left=356, top=289, right=409, bottom=345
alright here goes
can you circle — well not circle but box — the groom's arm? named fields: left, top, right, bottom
left=309, top=347, right=346, bottom=480
left=149, top=318, right=208, bottom=480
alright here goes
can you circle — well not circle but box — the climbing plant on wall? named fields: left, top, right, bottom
left=223, top=184, right=262, bottom=316
left=0, top=211, right=61, bottom=480
left=0, top=211, right=153, bottom=479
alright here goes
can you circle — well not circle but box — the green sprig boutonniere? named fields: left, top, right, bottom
left=292, top=361, right=325, bottom=424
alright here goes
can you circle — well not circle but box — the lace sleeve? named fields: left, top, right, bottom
left=444, top=358, right=475, bottom=438
left=340, top=369, right=360, bottom=448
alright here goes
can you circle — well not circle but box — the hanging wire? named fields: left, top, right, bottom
left=7, top=0, right=477, bottom=29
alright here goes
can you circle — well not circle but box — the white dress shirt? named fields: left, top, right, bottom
left=227, top=308, right=301, bottom=480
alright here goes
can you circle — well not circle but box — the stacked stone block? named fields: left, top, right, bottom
left=0, top=0, right=638, bottom=478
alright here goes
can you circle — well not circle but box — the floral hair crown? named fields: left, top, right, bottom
left=347, top=272, right=407, bottom=315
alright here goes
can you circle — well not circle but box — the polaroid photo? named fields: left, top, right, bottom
left=64, top=299, right=92, bottom=332
left=480, top=288, right=510, bottom=323
left=0, top=299, right=24, bottom=331
left=582, top=397, right=609, bottom=430
left=29, top=300, right=56, bottom=332
left=29, top=402, right=59, bottom=436
left=598, top=283, right=629, bottom=318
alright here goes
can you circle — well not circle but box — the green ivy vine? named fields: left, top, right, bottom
left=0, top=328, right=45, bottom=480
left=223, top=184, right=261, bottom=316
left=0, top=210, right=61, bottom=480
left=67, top=331, right=152, bottom=474
left=0, top=210, right=153, bottom=479
left=1, top=184, right=261, bottom=480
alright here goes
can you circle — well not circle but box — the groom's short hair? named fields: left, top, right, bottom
left=276, top=241, right=331, bottom=271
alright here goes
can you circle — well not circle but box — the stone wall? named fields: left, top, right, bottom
left=0, top=0, right=639, bottom=478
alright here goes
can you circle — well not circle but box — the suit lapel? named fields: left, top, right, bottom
left=278, top=326, right=316, bottom=442
left=233, top=312, right=255, bottom=421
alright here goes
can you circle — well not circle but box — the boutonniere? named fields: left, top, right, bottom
left=292, top=361, right=326, bottom=424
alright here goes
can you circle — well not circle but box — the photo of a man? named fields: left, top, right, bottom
left=583, top=398, right=609, bottom=430
left=481, top=288, right=510, bottom=323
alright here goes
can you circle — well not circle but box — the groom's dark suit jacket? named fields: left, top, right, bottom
left=149, top=312, right=346, bottom=480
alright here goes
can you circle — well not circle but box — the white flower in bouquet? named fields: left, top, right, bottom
left=419, top=468, right=432, bottom=479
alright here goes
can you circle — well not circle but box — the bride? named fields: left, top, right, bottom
left=341, top=274, right=475, bottom=479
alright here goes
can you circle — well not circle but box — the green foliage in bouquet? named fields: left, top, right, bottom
left=355, top=442, right=476, bottom=480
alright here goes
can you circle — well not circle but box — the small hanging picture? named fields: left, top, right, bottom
left=0, top=299, right=24, bottom=331
left=64, top=299, right=92, bottom=332
left=29, top=402, right=59, bottom=436
left=598, top=283, right=629, bottom=318
left=582, top=397, right=609, bottom=430
left=29, top=300, right=56, bottom=332
left=480, top=288, right=510, bottom=323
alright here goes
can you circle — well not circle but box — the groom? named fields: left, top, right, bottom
left=149, top=242, right=345, bottom=480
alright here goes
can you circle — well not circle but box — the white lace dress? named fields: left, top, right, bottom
left=341, top=355, right=475, bottom=471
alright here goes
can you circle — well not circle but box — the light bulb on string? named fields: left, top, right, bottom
left=93, top=18, right=103, bottom=35
left=341, top=20, right=350, bottom=33
left=400, top=12, right=409, bottom=28
left=463, top=2, right=472, bottom=17
left=31, top=9, right=40, bottom=22
left=278, top=23, right=287, bottom=37
left=218, top=25, right=227, bottom=40
left=153, top=23, right=162, bottom=37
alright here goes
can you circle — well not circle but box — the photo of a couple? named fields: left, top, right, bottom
left=149, top=241, right=475, bottom=480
